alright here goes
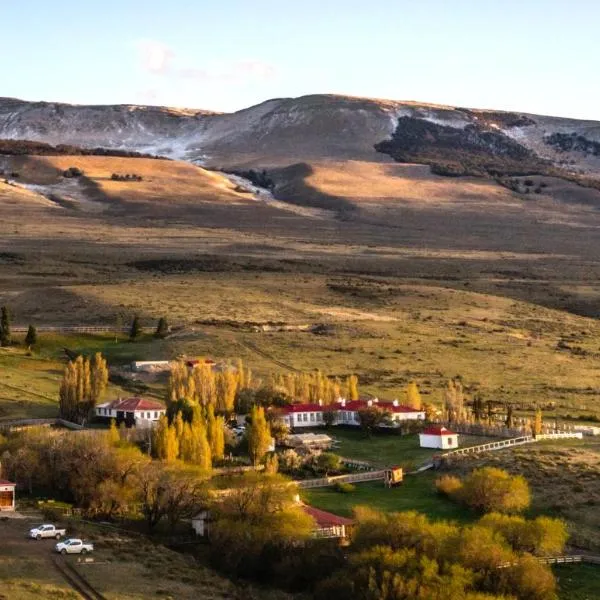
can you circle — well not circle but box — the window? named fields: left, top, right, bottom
left=310, top=413, right=315, bottom=422
left=317, top=412, right=322, bottom=421
left=447, top=438, right=453, bottom=446
left=303, top=413, right=308, bottom=422
left=154, top=412, right=158, bottom=419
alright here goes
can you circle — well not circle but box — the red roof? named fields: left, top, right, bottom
left=302, top=504, right=354, bottom=528
left=422, top=426, right=456, bottom=436
left=0, top=480, right=15, bottom=486
left=282, top=403, right=325, bottom=414
left=282, top=400, right=422, bottom=414
left=344, top=400, right=422, bottom=414
left=108, top=397, right=166, bottom=412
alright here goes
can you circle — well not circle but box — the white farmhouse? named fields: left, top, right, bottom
left=281, top=398, right=425, bottom=430
left=95, top=397, right=167, bottom=428
left=419, top=426, right=459, bottom=450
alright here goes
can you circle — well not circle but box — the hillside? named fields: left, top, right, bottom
left=3, top=94, right=600, bottom=175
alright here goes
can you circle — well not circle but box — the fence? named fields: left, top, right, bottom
left=534, top=432, right=583, bottom=441
left=0, top=418, right=84, bottom=432
left=11, top=325, right=152, bottom=334
left=295, top=469, right=387, bottom=489
left=442, top=436, right=534, bottom=458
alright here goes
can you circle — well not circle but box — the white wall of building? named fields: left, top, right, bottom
left=419, top=433, right=459, bottom=449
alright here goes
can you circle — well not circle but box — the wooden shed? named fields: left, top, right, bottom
left=0, top=480, right=16, bottom=511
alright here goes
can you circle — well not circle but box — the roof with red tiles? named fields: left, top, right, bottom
left=282, top=403, right=325, bottom=413
left=302, top=504, right=354, bottom=528
left=422, top=426, right=456, bottom=436
left=0, top=480, right=15, bottom=486
left=281, top=400, right=423, bottom=414
left=107, top=397, right=166, bottom=412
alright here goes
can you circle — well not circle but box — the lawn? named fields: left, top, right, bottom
left=554, top=563, right=600, bottom=600
left=303, top=472, right=472, bottom=523
left=311, top=428, right=500, bottom=470
left=0, top=332, right=156, bottom=420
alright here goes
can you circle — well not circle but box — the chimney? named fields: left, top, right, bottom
left=318, top=399, right=323, bottom=406
left=393, top=399, right=399, bottom=407
left=341, top=399, right=346, bottom=407
left=367, top=400, right=372, bottom=407
left=373, top=397, right=379, bottom=403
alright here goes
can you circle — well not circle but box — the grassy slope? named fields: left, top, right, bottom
left=2, top=272, right=600, bottom=420
left=441, top=439, right=600, bottom=551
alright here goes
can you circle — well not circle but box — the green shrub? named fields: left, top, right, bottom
left=333, top=481, right=356, bottom=494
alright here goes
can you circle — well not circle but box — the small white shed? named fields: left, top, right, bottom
left=419, top=426, right=459, bottom=450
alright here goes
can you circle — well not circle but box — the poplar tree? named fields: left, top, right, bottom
left=406, top=381, right=422, bottom=410
left=154, top=317, right=169, bottom=339
left=346, top=374, right=359, bottom=401
left=533, top=408, right=543, bottom=436
left=24, top=324, right=37, bottom=347
left=206, top=405, right=225, bottom=461
left=0, top=306, right=11, bottom=347
left=247, top=405, right=272, bottom=466
left=129, top=315, right=141, bottom=341
left=58, top=353, right=109, bottom=422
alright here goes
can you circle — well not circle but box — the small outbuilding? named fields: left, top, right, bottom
left=0, top=480, right=16, bottom=511
left=419, top=426, right=459, bottom=450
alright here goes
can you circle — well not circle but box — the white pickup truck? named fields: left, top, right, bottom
left=29, top=524, right=67, bottom=540
left=55, top=538, right=94, bottom=555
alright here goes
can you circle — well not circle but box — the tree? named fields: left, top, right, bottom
left=24, top=324, right=37, bottom=347
left=206, top=406, right=225, bottom=461
left=59, top=353, right=109, bottom=423
left=346, top=374, right=359, bottom=401
left=322, top=408, right=336, bottom=428
left=315, top=452, right=341, bottom=476
left=357, top=406, right=389, bottom=436
left=129, top=315, right=141, bottom=341
left=154, top=317, right=169, bottom=339
left=533, top=408, right=543, bottom=436
left=405, top=381, right=422, bottom=410
left=247, top=405, right=272, bottom=466
left=0, top=306, right=11, bottom=347
left=458, top=467, right=531, bottom=514
left=210, top=473, right=314, bottom=578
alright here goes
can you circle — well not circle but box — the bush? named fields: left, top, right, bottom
left=459, top=467, right=531, bottom=513
left=63, top=166, right=83, bottom=178
left=333, top=482, right=356, bottom=494
left=435, top=474, right=463, bottom=498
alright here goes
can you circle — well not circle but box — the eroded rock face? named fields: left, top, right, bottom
left=1, top=94, right=600, bottom=176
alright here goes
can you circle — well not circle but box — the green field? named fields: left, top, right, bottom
left=554, top=563, right=600, bottom=600
left=304, top=472, right=471, bottom=522
left=0, top=332, right=162, bottom=420
left=321, top=428, right=500, bottom=469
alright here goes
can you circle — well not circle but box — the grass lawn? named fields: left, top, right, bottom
left=311, top=427, right=500, bottom=470
left=554, top=563, right=600, bottom=600
left=0, top=333, right=157, bottom=420
left=303, top=472, right=472, bottom=523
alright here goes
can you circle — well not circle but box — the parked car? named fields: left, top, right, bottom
left=55, top=538, right=94, bottom=555
left=29, top=524, right=67, bottom=540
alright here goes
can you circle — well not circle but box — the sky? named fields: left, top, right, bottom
left=1, top=0, right=599, bottom=119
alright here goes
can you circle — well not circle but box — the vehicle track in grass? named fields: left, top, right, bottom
left=51, top=556, right=107, bottom=600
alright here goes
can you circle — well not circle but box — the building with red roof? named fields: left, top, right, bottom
left=301, top=504, right=354, bottom=539
left=0, top=480, right=16, bottom=511
left=95, top=397, right=167, bottom=428
left=280, top=397, right=425, bottom=430
left=419, top=426, right=459, bottom=449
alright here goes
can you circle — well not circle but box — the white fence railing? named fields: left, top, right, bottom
left=535, top=432, right=583, bottom=441
left=296, top=470, right=387, bottom=489
left=442, top=436, right=534, bottom=458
